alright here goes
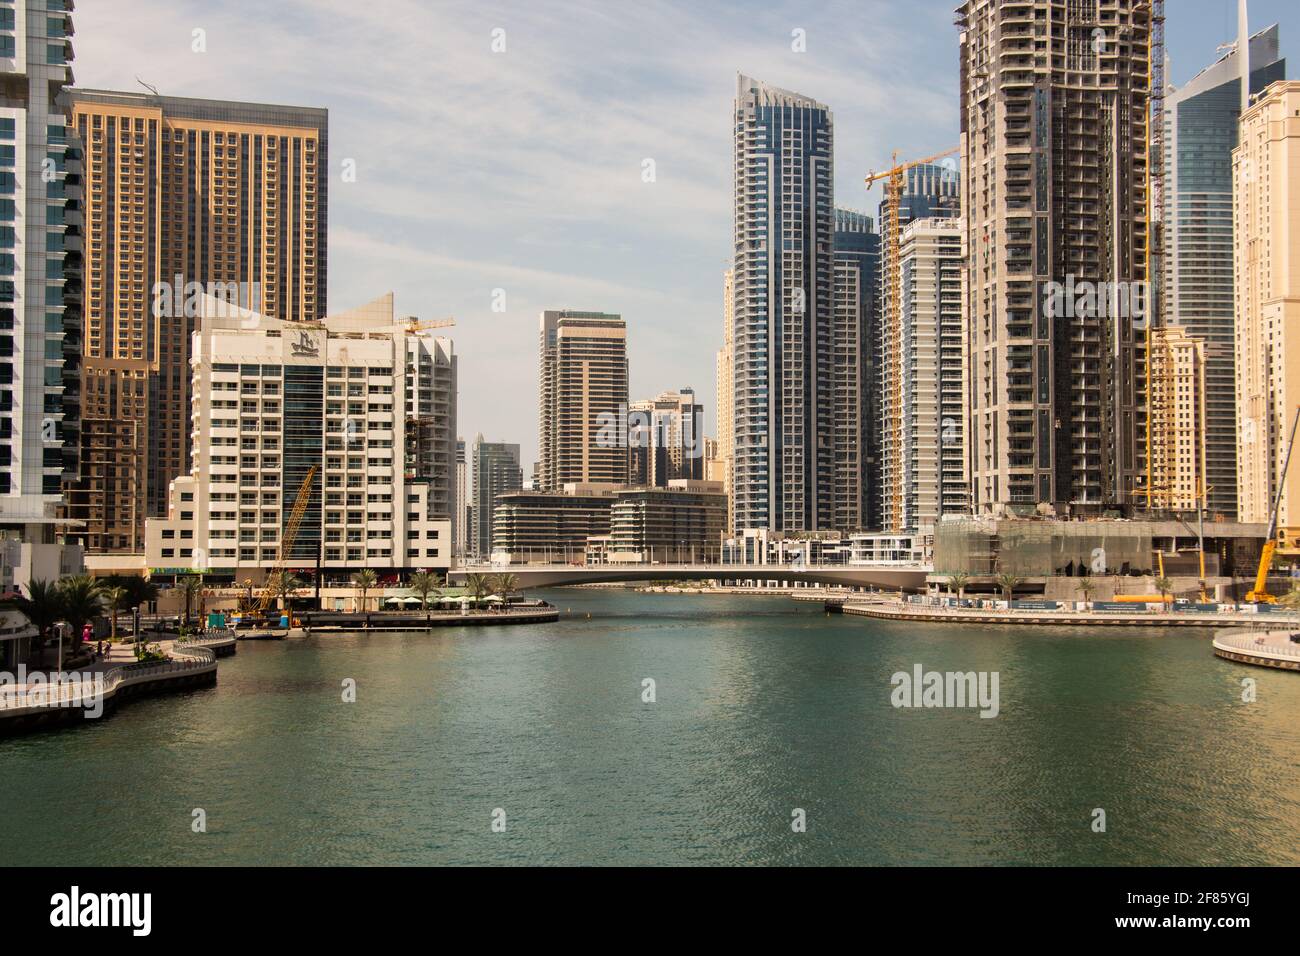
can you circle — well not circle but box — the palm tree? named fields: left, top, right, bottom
left=57, top=575, right=104, bottom=660
left=946, top=571, right=971, bottom=602
left=407, top=571, right=440, bottom=627
left=102, top=586, right=128, bottom=643
left=351, top=569, right=378, bottom=614
left=491, top=573, right=519, bottom=606
left=465, top=572, right=492, bottom=610
left=100, top=575, right=161, bottom=642
left=995, top=572, right=1022, bottom=606
left=179, top=576, right=204, bottom=627
left=266, top=571, right=303, bottom=611
left=1075, top=577, right=1097, bottom=611
left=12, top=579, right=65, bottom=665
left=1153, top=575, right=1174, bottom=606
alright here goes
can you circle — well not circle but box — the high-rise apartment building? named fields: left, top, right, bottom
left=0, top=1, right=84, bottom=596
left=715, top=269, right=734, bottom=529
left=879, top=164, right=962, bottom=534
left=627, top=388, right=703, bottom=488
left=472, top=435, right=522, bottom=559
left=957, top=0, right=1152, bottom=515
left=732, top=74, right=834, bottom=532
left=1164, top=23, right=1284, bottom=519
left=537, top=309, right=628, bottom=490
left=402, top=325, right=457, bottom=524
left=68, top=90, right=328, bottom=554
left=143, top=294, right=453, bottom=581
left=830, top=209, right=880, bottom=533
left=885, top=217, right=968, bottom=533
left=1234, top=79, right=1300, bottom=546
left=453, top=437, right=467, bottom=561
left=1148, top=326, right=1207, bottom=512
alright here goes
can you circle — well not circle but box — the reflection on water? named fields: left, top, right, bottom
left=2, top=590, right=1297, bottom=865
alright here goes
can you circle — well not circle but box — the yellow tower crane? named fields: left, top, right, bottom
left=1247, top=407, right=1300, bottom=604
left=241, top=464, right=320, bottom=619
left=865, top=147, right=959, bottom=532
left=405, top=317, right=456, bottom=334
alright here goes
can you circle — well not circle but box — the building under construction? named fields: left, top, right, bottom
left=956, top=0, right=1159, bottom=516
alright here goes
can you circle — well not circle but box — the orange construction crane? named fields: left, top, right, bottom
left=865, top=147, right=959, bottom=532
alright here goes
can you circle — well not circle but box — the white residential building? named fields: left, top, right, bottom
left=883, top=217, right=967, bottom=535
left=145, top=294, right=454, bottom=583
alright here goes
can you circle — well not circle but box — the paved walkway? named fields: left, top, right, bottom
left=843, top=600, right=1300, bottom=628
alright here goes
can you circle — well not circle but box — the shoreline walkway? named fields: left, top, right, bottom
left=1212, top=629, right=1300, bottom=670
left=841, top=600, right=1300, bottom=629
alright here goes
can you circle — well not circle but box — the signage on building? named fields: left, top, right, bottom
left=290, top=330, right=321, bottom=358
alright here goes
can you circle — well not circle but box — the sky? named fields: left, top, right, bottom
left=73, top=0, right=1298, bottom=470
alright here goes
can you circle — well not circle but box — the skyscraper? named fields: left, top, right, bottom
left=537, top=310, right=628, bottom=490
left=67, top=90, right=328, bottom=554
left=1148, top=326, right=1207, bottom=513
left=472, top=435, right=522, bottom=559
left=1164, top=23, right=1285, bottom=520
left=887, top=217, right=967, bottom=534
left=831, top=209, right=880, bottom=532
left=715, top=269, right=734, bottom=530
left=957, top=0, right=1152, bottom=515
left=732, top=74, right=834, bottom=532
left=0, top=1, right=84, bottom=594
left=453, top=437, right=467, bottom=561
left=879, top=164, right=961, bottom=534
left=1233, top=79, right=1300, bottom=547
left=627, top=388, right=704, bottom=488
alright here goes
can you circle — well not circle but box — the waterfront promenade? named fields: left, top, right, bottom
left=1212, top=629, right=1300, bottom=670
left=0, top=635, right=230, bottom=735
left=839, top=599, right=1300, bottom=629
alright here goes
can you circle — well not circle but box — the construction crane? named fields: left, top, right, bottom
left=865, top=147, right=959, bottom=531
left=405, top=316, right=456, bottom=334
left=241, top=464, right=320, bottom=619
left=1142, top=0, right=1167, bottom=511
left=1246, top=407, right=1300, bottom=604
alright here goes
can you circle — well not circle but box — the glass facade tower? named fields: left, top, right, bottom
left=1164, top=24, right=1284, bottom=520
left=731, top=74, right=834, bottom=532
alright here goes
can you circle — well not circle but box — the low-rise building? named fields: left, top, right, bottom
left=144, top=294, right=454, bottom=585
left=607, top=480, right=726, bottom=563
left=491, top=483, right=619, bottom=563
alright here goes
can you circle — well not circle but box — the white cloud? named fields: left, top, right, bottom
left=71, top=0, right=961, bottom=466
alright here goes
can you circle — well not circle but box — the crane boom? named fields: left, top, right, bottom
left=247, top=464, right=320, bottom=617
left=1246, top=407, right=1300, bottom=603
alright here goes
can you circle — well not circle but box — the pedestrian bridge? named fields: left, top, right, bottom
left=448, top=563, right=931, bottom=592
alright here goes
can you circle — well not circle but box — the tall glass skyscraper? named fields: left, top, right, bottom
left=831, top=209, right=879, bottom=532
left=1165, top=24, right=1285, bottom=520
left=0, top=1, right=84, bottom=601
left=731, top=74, right=833, bottom=532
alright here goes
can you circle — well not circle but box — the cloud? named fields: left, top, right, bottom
left=71, top=0, right=962, bottom=466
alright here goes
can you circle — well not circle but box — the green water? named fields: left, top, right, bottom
left=2, top=590, right=1297, bottom=866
